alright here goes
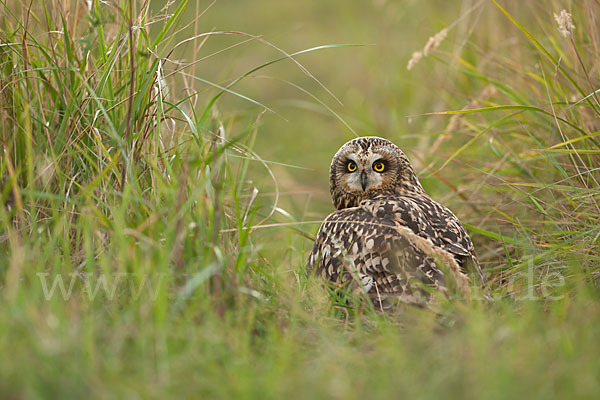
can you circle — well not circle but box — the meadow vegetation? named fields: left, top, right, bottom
left=1, top=0, right=599, bottom=398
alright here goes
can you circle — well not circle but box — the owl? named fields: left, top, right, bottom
left=307, top=136, right=485, bottom=310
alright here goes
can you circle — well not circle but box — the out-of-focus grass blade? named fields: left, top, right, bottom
left=491, top=0, right=585, bottom=98
left=198, top=44, right=364, bottom=125
left=549, top=131, right=600, bottom=149
left=435, top=111, right=522, bottom=171
left=427, top=105, right=593, bottom=141
left=181, top=73, right=276, bottom=115
left=463, top=223, right=523, bottom=246
left=544, top=149, right=600, bottom=154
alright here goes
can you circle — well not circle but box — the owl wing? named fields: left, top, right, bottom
left=399, top=194, right=486, bottom=284
left=307, top=198, right=447, bottom=307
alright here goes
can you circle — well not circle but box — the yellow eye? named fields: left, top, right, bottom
left=347, top=161, right=357, bottom=172
left=373, top=161, right=385, bottom=172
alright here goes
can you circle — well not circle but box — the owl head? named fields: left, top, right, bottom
left=329, top=136, right=424, bottom=210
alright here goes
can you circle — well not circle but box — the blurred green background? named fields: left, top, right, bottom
left=149, top=0, right=492, bottom=200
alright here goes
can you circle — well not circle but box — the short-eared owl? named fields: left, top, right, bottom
left=307, top=137, right=484, bottom=310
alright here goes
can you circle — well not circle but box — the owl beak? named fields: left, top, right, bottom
left=360, top=171, right=368, bottom=191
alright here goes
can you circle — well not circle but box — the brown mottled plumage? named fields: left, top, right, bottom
left=307, top=137, right=484, bottom=310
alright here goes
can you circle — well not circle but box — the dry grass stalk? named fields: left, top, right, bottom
left=429, top=85, right=497, bottom=156
left=407, top=28, right=448, bottom=70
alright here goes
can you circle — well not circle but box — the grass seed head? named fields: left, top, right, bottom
left=407, top=28, right=448, bottom=70
left=554, top=9, right=575, bottom=38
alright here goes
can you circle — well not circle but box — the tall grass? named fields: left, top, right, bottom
left=0, top=0, right=599, bottom=399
